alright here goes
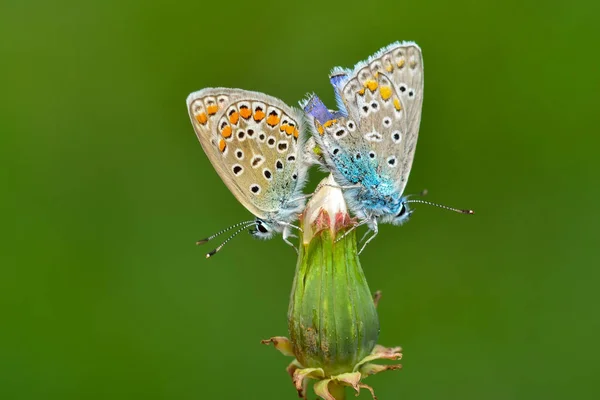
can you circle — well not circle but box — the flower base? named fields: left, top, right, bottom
left=262, top=335, right=402, bottom=400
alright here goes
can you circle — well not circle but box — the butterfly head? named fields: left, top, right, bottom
left=249, top=218, right=276, bottom=240
left=380, top=201, right=412, bottom=226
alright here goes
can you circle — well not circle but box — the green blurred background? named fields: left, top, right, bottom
left=2, top=0, right=599, bottom=398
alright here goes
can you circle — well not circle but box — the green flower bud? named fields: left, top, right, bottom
left=288, top=177, right=379, bottom=376
left=263, top=175, right=402, bottom=400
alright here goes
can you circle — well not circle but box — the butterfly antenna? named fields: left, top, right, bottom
left=205, top=222, right=258, bottom=259
left=196, top=220, right=256, bottom=245
left=405, top=199, right=474, bottom=214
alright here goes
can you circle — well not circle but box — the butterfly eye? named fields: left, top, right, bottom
left=257, top=221, right=269, bottom=233
left=396, top=204, right=407, bottom=218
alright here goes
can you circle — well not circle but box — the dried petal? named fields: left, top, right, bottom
left=354, top=345, right=403, bottom=372
left=261, top=336, right=295, bottom=357
left=313, top=379, right=335, bottom=400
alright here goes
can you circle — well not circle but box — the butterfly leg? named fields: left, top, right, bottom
left=359, top=228, right=373, bottom=243
left=335, top=218, right=369, bottom=243
left=282, top=225, right=299, bottom=254
left=287, top=193, right=314, bottom=204
left=358, top=219, right=378, bottom=255
left=321, top=183, right=362, bottom=190
left=278, top=220, right=303, bottom=233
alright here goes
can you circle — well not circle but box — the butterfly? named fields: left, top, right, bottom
left=302, top=42, right=472, bottom=252
left=186, top=88, right=308, bottom=257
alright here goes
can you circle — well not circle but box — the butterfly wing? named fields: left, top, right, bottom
left=187, top=88, right=307, bottom=221
left=307, top=42, right=424, bottom=196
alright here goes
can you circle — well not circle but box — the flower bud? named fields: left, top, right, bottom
left=263, top=175, right=402, bottom=400
left=288, top=175, right=379, bottom=376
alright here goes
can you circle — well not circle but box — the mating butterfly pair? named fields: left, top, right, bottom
left=187, top=42, right=472, bottom=257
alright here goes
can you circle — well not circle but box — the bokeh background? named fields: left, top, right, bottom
left=3, top=0, right=600, bottom=398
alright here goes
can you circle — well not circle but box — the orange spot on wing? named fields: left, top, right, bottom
left=393, top=97, right=402, bottom=111
left=221, top=125, right=232, bottom=138
left=239, top=106, right=251, bottom=119
left=267, top=114, right=280, bottom=127
left=207, top=104, right=218, bottom=115
left=253, top=109, right=266, bottom=122
left=293, top=128, right=299, bottom=138
left=280, top=123, right=288, bottom=132
left=323, top=119, right=337, bottom=128
left=218, top=139, right=227, bottom=153
left=365, top=80, right=378, bottom=92
left=195, top=112, right=208, bottom=125
left=285, top=125, right=295, bottom=135
left=358, top=88, right=365, bottom=96
left=229, top=111, right=239, bottom=124
left=317, top=124, right=324, bottom=135
left=397, top=59, right=405, bottom=68
left=380, top=86, right=392, bottom=101
left=385, top=64, right=393, bottom=72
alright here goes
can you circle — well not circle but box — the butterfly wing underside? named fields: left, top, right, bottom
left=309, top=42, right=424, bottom=196
left=187, top=88, right=305, bottom=220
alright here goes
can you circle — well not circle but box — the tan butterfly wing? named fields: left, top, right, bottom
left=187, top=88, right=305, bottom=219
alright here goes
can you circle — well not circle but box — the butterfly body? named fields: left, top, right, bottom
left=302, top=42, right=423, bottom=236
left=187, top=88, right=308, bottom=251
left=327, top=150, right=401, bottom=210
